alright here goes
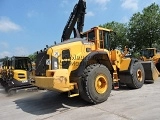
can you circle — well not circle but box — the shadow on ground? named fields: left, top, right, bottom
left=14, top=91, right=90, bottom=115
left=12, top=82, right=155, bottom=116
left=113, top=81, right=154, bottom=91
left=112, top=84, right=132, bottom=91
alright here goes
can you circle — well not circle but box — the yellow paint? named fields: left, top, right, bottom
left=1, top=57, right=33, bottom=83
left=32, top=26, right=135, bottom=94
left=13, top=70, right=27, bottom=81
left=152, top=64, right=159, bottom=81
left=119, top=58, right=131, bottom=71
left=33, top=69, right=76, bottom=92
left=140, top=47, right=160, bottom=78
left=95, top=74, right=108, bottom=94
left=110, top=50, right=122, bottom=69
left=137, top=69, right=143, bottom=82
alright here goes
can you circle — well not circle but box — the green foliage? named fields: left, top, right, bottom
left=28, top=53, right=37, bottom=62
left=128, top=3, right=160, bottom=52
left=100, top=21, right=129, bottom=50
left=100, top=3, right=160, bottom=54
left=132, top=52, right=141, bottom=58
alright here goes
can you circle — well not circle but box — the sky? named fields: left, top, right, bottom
left=0, top=0, right=160, bottom=58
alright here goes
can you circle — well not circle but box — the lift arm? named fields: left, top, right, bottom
left=61, top=0, right=86, bottom=42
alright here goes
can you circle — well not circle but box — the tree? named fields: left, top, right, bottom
left=128, top=3, right=160, bottom=52
left=28, top=53, right=37, bottom=62
left=100, top=21, right=128, bottom=50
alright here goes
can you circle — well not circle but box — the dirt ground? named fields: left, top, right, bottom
left=0, top=79, right=160, bottom=120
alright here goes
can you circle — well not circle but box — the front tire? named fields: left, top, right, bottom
left=156, top=60, right=160, bottom=72
left=127, top=62, right=145, bottom=89
left=79, top=64, right=112, bottom=104
left=8, top=89, right=17, bottom=96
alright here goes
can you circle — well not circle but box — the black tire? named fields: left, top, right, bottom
left=1, top=80, right=7, bottom=87
left=5, top=85, right=11, bottom=93
left=8, top=89, right=16, bottom=96
left=145, top=80, right=154, bottom=84
left=127, top=62, right=145, bottom=89
left=0, top=78, right=2, bottom=84
left=156, top=61, right=160, bottom=73
left=78, top=64, right=112, bottom=104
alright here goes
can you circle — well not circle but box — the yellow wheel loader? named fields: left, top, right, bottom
left=1, top=56, right=37, bottom=95
left=31, top=0, right=159, bottom=104
left=0, top=58, right=8, bottom=84
left=139, top=48, right=160, bottom=83
left=140, top=48, right=160, bottom=72
left=0, top=62, right=2, bottom=83
left=31, top=26, right=158, bottom=104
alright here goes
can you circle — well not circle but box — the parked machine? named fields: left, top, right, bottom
left=1, top=56, right=37, bottom=94
left=30, top=0, right=159, bottom=104
left=0, top=62, right=2, bottom=83
left=0, top=57, right=8, bottom=85
left=140, top=48, right=160, bottom=72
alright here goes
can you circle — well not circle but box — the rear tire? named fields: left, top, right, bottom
left=78, top=64, right=112, bottom=104
left=8, top=89, right=16, bottom=96
left=127, top=62, right=145, bottom=89
left=145, top=80, right=154, bottom=84
left=156, top=61, right=160, bottom=73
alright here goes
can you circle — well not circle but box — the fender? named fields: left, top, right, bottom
left=70, top=51, right=114, bottom=77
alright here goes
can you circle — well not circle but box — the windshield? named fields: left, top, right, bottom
left=141, top=49, right=154, bottom=58
left=2, top=59, right=10, bottom=69
left=14, top=58, right=32, bottom=71
left=82, top=30, right=95, bottom=41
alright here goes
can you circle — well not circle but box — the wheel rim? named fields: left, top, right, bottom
left=95, top=74, right=108, bottom=94
left=137, top=69, right=143, bottom=82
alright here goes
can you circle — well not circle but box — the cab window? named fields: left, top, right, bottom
left=82, top=30, right=95, bottom=41
left=99, top=30, right=110, bottom=49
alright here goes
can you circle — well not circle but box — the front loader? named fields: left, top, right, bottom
left=140, top=48, right=160, bottom=71
left=0, top=62, right=2, bottom=83
left=0, top=57, right=8, bottom=84
left=30, top=0, right=158, bottom=104
left=139, top=48, right=160, bottom=83
left=1, top=56, right=37, bottom=95
left=31, top=26, right=159, bottom=104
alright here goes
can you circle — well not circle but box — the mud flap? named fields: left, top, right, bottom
left=140, top=61, right=159, bottom=81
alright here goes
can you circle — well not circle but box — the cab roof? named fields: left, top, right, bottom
left=82, top=26, right=113, bottom=34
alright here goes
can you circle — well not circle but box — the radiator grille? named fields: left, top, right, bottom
left=35, top=51, right=49, bottom=76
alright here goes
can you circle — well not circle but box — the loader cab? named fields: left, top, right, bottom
left=2, top=59, right=10, bottom=69
left=82, top=27, right=115, bottom=50
left=1, top=57, right=37, bottom=93
left=140, top=48, right=156, bottom=59
left=11, top=57, right=32, bottom=71
left=2, top=57, right=32, bottom=71
left=82, top=29, right=95, bottom=41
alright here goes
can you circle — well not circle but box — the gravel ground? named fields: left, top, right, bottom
left=0, top=79, right=160, bottom=120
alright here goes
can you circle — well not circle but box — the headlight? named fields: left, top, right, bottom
left=54, top=61, right=58, bottom=69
